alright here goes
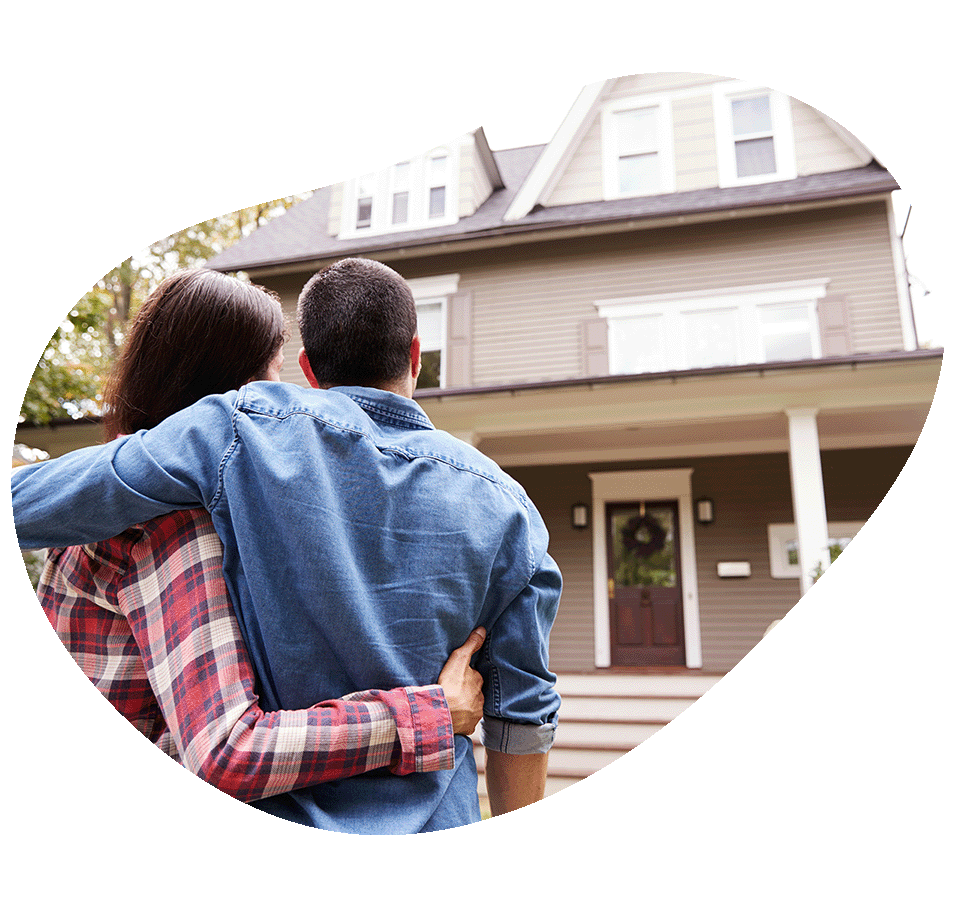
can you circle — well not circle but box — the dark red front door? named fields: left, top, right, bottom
left=606, top=501, right=685, bottom=667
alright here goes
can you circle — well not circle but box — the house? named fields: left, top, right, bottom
left=26, top=72, right=943, bottom=807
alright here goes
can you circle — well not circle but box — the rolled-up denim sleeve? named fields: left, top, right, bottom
left=478, top=551, right=562, bottom=755
left=12, top=394, right=235, bottom=551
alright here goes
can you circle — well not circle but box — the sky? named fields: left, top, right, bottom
left=2, top=3, right=950, bottom=895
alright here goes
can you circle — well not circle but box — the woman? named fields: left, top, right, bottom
left=36, top=268, right=483, bottom=803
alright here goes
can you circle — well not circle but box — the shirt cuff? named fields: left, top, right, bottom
left=393, top=686, right=456, bottom=775
left=479, top=715, right=557, bottom=754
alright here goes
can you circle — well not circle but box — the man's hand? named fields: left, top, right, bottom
left=438, top=627, right=486, bottom=735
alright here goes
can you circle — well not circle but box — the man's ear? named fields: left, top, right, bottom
left=298, top=347, right=321, bottom=388
left=410, top=335, right=422, bottom=380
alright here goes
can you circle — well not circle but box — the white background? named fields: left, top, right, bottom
left=2, top=3, right=950, bottom=896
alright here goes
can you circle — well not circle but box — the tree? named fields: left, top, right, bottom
left=19, top=192, right=310, bottom=426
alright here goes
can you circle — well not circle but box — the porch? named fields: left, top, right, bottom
left=474, top=670, right=724, bottom=814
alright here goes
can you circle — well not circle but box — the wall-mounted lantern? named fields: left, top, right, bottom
left=571, top=503, right=589, bottom=529
left=695, top=497, right=714, bottom=525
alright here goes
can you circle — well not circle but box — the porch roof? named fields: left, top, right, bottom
left=416, top=349, right=943, bottom=467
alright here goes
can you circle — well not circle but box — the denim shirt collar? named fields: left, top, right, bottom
left=329, top=385, right=435, bottom=432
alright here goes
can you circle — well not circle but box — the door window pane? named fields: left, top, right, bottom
left=610, top=506, right=677, bottom=588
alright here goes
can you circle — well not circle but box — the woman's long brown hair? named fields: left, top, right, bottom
left=102, top=269, right=286, bottom=440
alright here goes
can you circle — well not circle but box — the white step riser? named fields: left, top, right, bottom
left=557, top=695, right=697, bottom=722
left=550, top=720, right=667, bottom=747
left=556, top=673, right=721, bottom=697
left=475, top=743, right=645, bottom=774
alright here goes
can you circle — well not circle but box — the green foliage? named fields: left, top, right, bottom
left=18, top=192, right=310, bottom=426
left=19, top=291, right=114, bottom=425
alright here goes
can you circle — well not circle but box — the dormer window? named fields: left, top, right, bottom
left=713, top=82, right=796, bottom=187
left=730, top=94, right=776, bottom=178
left=339, top=142, right=461, bottom=239
left=427, top=154, right=447, bottom=219
left=356, top=173, right=374, bottom=229
left=391, top=162, right=410, bottom=225
left=601, top=95, right=674, bottom=199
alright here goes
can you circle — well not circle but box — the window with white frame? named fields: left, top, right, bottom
left=407, top=274, right=458, bottom=390
left=391, top=161, right=410, bottom=226
left=426, top=153, right=447, bottom=219
left=768, top=522, right=865, bottom=579
left=601, top=96, right=674, bottom=198
left=339, top=143, right=460, bottom=238
left=597, top=280, right=827, bottom=375
left=355, top=173, right=374, bottom=229
left=712, top=82, right=796, bottom=187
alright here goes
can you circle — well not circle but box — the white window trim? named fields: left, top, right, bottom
left=595, top=279, right=829, bottom=374
left=407, top=274, right=458, bottom=389
left=768, top=521, right=866, bottom=579
left=589, top=469, right=702, bottom=669
left=339, top=144, right=461, bottom=239
left=601, top=93, right=675, bottom=199
left=712, top=80, right=797, bottom=188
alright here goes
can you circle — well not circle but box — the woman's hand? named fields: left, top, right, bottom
left=438, top=627, right=487, bottom=735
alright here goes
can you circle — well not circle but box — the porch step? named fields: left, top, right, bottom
left=475, top=672, right=722, bottom=816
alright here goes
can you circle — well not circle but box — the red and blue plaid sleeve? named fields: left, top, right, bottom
left=42, top=508, right=454, bottom=803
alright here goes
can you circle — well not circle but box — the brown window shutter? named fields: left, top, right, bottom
left=446, top=291, right=472, bottom=387
left=817, top=294, right=852, bottom=357
left=581, top=316, right=609, bottom=377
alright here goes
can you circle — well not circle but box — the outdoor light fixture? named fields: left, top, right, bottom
left=571, top=503, right=589, bottom=529
left=695, top=497, right=714, bottom=524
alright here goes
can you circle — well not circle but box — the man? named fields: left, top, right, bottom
left=13, top=258, right=562, bottom=833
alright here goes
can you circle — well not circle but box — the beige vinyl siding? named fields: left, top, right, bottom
left=507, top=445, right=911, bottom=674
left=327, top=182, right=343, bottom=237
left=546, top=78, right=727, bottom=206
left=460, top=201, right=902, bottom=386
left=545, top=78, right=864, bottom=207
left=544, top=113, right=604, bottom=206
left=458, top=136, right=493, bottom=219
left=792, top=99, right=867, bottom=175
left=259, top=272, right=311, bottom=389
left=605, top=72, right=728, bottom=100
left=672, top=93, right=718, bottom=191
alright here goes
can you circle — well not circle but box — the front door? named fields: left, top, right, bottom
left=606, top=500, right=686, bottom=667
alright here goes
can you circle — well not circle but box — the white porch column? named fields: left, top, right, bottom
left=785, top=408, right=831, bottom=595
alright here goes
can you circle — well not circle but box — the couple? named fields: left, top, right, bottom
left=14, top=258, right=562, bottom=834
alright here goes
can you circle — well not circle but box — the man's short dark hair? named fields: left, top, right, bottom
left=297, top=258, right=418, bottom=388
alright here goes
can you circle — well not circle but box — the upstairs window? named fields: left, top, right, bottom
left=427, top=154, right=447, bottom=219
left=730, top=94, right=777, bottom=178
left=601, top=96, right=674, bottom=199
left=416, top=301, right=444, bottom=388
left=713, top=82, right=796, bottom=187
left=355, top=173, right=374, bottom=229
left=391, top=162, right=410, bottom=225
left=407, top=274, right=458, bottom=391
left=596, top=281, right=827, bottom=376
left=340, top=144, right=460, bottom=238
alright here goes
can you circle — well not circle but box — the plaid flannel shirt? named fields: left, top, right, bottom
left=37, top=507, right=454, bottom=802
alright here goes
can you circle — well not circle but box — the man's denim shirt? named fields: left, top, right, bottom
left=13, top=383, right=562, bottom=833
